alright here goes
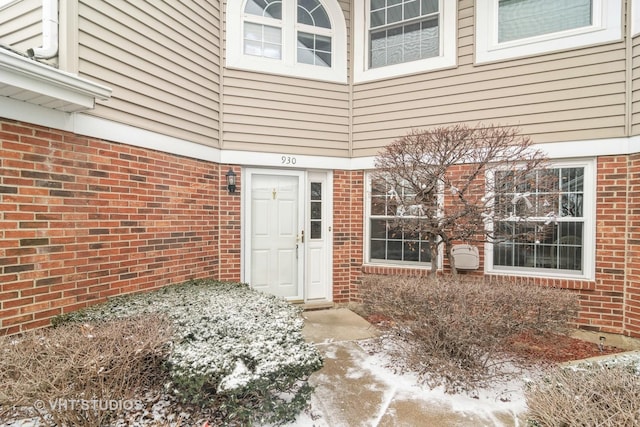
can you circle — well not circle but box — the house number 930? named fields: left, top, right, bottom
left=281, top=156, right=297, bottom=165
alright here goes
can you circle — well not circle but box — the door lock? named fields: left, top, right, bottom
left=298, top=230, right=304, bottom=243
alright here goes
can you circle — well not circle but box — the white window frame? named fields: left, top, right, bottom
left=364, top=172, right=439, bottom=268
left=226, top=0, right=347, bottom=83
left=353, top=0, right=457, bottom=83
left=475, top=0, right=622, bottom=64
left=485, top=159, right=596, bottom=280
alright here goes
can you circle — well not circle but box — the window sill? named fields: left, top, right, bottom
left=225, top=60, right=348, bottom=84
left=485, top=271, right=596, bottom=291
left=354, top=56, right=457, bottom=84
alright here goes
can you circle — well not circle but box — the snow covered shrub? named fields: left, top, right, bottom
left=526, top=355, right=640, bottom=426
left=0, top=314, right=171, bottom=427
left=359, top=275, right=579, bottom=391
left=55, top=280, right=323, bottom=425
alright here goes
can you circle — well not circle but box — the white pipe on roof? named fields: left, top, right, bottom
left=28, top=0, right=59, bottom=59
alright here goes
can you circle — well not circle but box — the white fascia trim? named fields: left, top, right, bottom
left=0, top=97, right=220, bottom=163
left=353, top=0, right=457, bottom=83
left=349, top=135, right=640, bottom=170
left=225, top=0, right=348, bottom=84
left=475, top=0, right=623, bottom=64
left=74, top=115, right=221, bottom=163
left=0, top=49, right=111, bottom=109
left=221, top=150, right=352, bottom=169
left=2, top=96, right=640, bottom=168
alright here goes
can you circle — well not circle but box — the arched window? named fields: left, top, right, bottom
left=227, top=0, right=347, bottom=83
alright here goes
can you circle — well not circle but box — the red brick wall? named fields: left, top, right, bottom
left=625, top=154, right=640, bottom=336
left=0, top=119, right=221, bottom=335
left=218, top=166, right=242, bottom=282
left=581, top=155, right=628, bottom=334
left=332, top=170, right=364, bottom=303
left=3, top=118, right=639, bottom=338
left=351, top=156, right=640, bottom=338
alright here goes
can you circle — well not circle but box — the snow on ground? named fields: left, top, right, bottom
left=4, top=347, right=640, bottom=427
left=0, top=339, right=531, bottom=427
left=282, top=338, right=534, bottom=427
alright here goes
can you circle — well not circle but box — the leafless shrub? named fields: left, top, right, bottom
left=0, top=315, right=172, bottom=427
left=360, top=275, right=579, bottom=392
left=373, top=123, right=552, bottom=275
left=526, top=362, right=640, bottom=426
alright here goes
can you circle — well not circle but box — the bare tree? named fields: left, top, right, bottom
left=372, top=123, right=553, bottom=275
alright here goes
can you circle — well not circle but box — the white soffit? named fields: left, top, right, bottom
left=0, top=48, right=111, bottom=112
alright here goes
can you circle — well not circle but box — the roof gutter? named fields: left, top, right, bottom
left=27, top=0, right=59, bottom=59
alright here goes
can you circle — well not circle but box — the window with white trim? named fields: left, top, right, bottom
left=354, top=0, right=457, bottom=83
left=226, top=0, right=347, bottom=83
left=475, top=0, right=622, bottom=64
left=366, top=175, right=433, bottom=265
left=488, top=160, right=594, bottom=278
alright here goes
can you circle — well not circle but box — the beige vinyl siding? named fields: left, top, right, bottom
left=631, top=33, right=640, bottom=135
left=220, top=0, right=350, bottom=157
left=0, top=0, right=43, bottom=56
left=78, top=0, right=221, bottom=148
left=351, top=0, right=627, bottom=157
left=222, top=71, right=350, bottom=156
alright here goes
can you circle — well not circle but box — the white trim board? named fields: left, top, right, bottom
left=0, top=48, right=111, bottom=111
left=1, top=97, right=640, bottom=170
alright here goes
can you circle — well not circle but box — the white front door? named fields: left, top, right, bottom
left=244, top=169, right=332, bottom=302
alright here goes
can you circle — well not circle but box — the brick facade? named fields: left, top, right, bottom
left=0, top=120, right=221, bottom=335
left=218, top=166, right=242, bottom=282
left=332, top=170, right=364, bottom=303
left=352, top=155, right=640, bottom=338
left=624, top=154, right=640, bottom=336
left=1, top=119, right=639, bottom=338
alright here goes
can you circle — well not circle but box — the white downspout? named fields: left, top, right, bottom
left=27, top=0, right=59, bottom=59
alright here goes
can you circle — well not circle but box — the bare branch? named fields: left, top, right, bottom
left=373, top=123, right=551, bottom=274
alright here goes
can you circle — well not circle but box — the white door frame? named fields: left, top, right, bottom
left=242, top=168, right=333, bottom=302
left=305, top=170, right=334, bottom=301
left=243, top=168, right=305, bottom=300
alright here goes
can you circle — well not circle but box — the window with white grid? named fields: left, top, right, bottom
left=488, top=160, right=595, bottom=279
left=354, top=0, right=456, bottom=82
left=227, top=0, right=347, bottom=83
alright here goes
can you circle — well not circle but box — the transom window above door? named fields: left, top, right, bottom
left=226, top=0, right=347, bottom=83
left=354, top=0, right=457, bottom=83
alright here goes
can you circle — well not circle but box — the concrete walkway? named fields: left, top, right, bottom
left=301, top=308, right=527, bottom=427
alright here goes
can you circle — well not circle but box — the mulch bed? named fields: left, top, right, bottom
left=365, top=313, right=624, bottom=364
left=504, top=331, right=623, bottom=363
